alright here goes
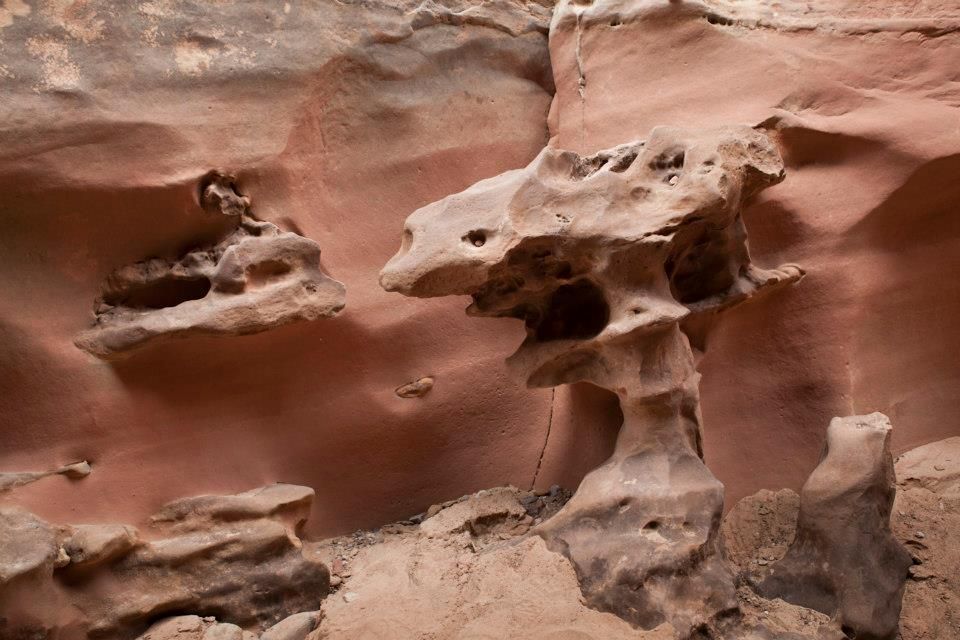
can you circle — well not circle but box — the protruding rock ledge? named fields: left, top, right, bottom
left=0, top=484, right=329, bottom=639
left=0, top=460, right=91, bottom=493
left=75, top=174, right=345, bottom=360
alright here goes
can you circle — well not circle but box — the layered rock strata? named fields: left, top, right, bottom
left=0, top=484, right=329, bottom=639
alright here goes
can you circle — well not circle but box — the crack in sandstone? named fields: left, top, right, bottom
left=574, top=9, right=587, bottom=147
left=530, top=388, right=556, bottom=490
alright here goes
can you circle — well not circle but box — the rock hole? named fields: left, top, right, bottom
left=532, top=279, right=609, bottom=342
left=690, top=624, right=715, bottom=640
left=705, top=12, right=734, bottom=26
left=464, top=230, right=487, bottom=247
left=107, top=276, right=211, bottom=310
left=246, top=259, right=292, bottom=286
left=610, top=151, right=638, bottom=173
left=650, top=149, right=685, bottom=171
left=643, top=520, right=661, bottom=531
left=609, top=16, right=622, bottom=27
left=665, top=228, right=735, bottom=304
left=571, top=155, right=609, bottom=179
left=841, top=625, right=856, bottom=638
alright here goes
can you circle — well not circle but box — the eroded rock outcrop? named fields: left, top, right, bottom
left=758, top=413, right=911, bottom=639
left=546, top=0, right=960, bottom=518
left=0, top=484, right=329, bottom=639
left=75, top=175, right=345, bottom=359
left=724, top=434, right=960, bottom=640
left=381, top=125, right=802, bottom=635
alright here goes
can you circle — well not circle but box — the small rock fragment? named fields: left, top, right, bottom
left=395, top=376, right=434, bottom=398
left=260, top=611, right=321, bottom=640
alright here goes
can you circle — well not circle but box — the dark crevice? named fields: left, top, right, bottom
left=665, top=228, right=736, bottom=305
left=105, top=276, right=211, bottom=310
left=531, top=279, right=609, bottom=342
left=529, top=388, right=556, bottom=490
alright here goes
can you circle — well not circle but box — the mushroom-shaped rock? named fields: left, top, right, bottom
left=381, top=126, right=802, bottom=636
left=759, top=413, right=912, bottom=640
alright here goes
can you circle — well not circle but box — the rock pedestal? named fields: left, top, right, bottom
left=760, top=413, right=912, bottom=640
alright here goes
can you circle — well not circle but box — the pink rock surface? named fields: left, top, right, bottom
left=2, top=0, right=959, bottom=539
left=0, top=1, right=559, bottom=536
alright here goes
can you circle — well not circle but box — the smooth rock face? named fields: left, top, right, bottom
left=381, top=125, right=801, bottom=635
left=0, top=0, right=556, bottom=537
left=760, top=413, right=912, bottom=640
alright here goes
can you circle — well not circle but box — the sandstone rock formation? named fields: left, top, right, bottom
left=381, top=125, right=802, bottom=635
left=0, top=484, right=328, bottom=639
left=545, top=0, right=960, bottom=512
left=75, top=174, right=345, bottom=359
left=2, top=0, right=957, bottom=549
left=759, top=413, right=911, bottom=639
left=295, top=485, right=839, bottom=639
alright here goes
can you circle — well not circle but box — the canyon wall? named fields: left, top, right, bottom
left=2, top=0, right=959, bottom=537
left=0, top=0, right=568, bottom=536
